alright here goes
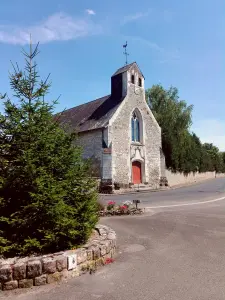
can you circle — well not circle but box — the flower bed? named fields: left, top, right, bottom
left=99, top=201, right=144, bottom=217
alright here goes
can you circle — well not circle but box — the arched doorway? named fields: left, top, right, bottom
left=132, top=161, right=142, bottom=184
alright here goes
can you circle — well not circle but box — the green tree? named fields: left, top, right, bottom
left=0, top=43, right=98, bottom=257
left=202, top=143, right=222, bottom=172
left=146, top=85, right=225, bottom=174
left=146, top=85, right=193, bottom=172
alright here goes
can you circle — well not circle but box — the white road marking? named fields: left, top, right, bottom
left=144, top=196, right=225, bottom=210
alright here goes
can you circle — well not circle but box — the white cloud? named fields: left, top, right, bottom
left=122, top=12, right=149, bottom=24
left=0, top=12, right=101, bottom=45
left=192, top=119, right=225, bottom=151
left=86, top=9, right=96, bottom=15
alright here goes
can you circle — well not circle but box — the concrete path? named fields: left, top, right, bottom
left=2, top=178, right=225, bottom=300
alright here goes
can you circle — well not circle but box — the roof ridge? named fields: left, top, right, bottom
left=112, top=62, right=136, bottom=77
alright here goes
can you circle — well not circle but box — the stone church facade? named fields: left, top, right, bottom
left=58, top=62, right=166, bottom=192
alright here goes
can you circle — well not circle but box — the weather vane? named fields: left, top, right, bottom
left=123, top=41, right=129, bottom=65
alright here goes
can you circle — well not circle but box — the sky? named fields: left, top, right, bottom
left=0, top=0, right=224, bottom=150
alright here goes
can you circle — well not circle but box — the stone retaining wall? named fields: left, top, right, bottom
left=0, top=225, right=116, bottom=291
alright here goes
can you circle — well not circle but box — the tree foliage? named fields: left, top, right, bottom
left=0, top=43, right=98, bottom=257
left=146, top=85, right=225, bottom=174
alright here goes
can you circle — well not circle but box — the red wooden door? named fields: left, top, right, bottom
left=132, top=161, right=142, bottom=184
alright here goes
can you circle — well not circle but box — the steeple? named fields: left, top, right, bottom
left=111, top=62, right=145, bottom=100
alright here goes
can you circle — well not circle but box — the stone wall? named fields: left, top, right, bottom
left=166, top=170, right=225, bottom=187
left=0, top=225, right=116, bottom=291
left=109, top=64, right=161, bottom=188
left=76, top=130, right=103, bottom=177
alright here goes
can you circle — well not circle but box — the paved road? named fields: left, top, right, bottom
left=2, top=178, right=225, bottom=300
left=100, top=177, right=225, bottom=207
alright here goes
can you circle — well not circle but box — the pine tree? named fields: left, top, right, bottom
left=0, top=42, right=98, bottom=257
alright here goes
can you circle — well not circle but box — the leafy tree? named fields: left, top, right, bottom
left=201, top=143, right=222, bottom=172
left=146, top=85, right=225, bottom=174
left=146, top=85, right=193, bottom=172
left=0, top=43, right=98, bottom=257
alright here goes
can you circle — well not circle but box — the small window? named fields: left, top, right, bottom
left=138, top=78, right=142, bottom=87
left=131, top=75, right=135, bottom=84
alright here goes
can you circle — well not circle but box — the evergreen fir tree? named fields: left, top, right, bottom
left=0, top=42, right=98, bottom=257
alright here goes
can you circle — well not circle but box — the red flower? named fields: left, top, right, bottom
left=120, top=205, right=127, bottom=210
left=108, top=201, right=115, bottom=205
left=105, top=257, right=114, bottom=265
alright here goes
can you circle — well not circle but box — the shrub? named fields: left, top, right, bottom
left=0, top=42, right=98, bottom=258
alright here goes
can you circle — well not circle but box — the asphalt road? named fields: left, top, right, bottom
left=2, top=178, right=225, bottom=300
left=100, top=177, right=225, bottom=208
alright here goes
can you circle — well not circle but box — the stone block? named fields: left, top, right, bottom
left=42, top=254, right=54, bottom=259
left=27, top=260, right=42, bottom=278
left=108, top=232, right=116, bottom=240
left=99, top=244, right=107, bottom=256
left=92, top=246, right=100, bottom=260
left=56, top=256, right=67, bottom=272
left=43, top=258, right=56, bottom=274
left=3, top=280, right=18, bottom=290
left=19, top=279, right=33, bottom=289
left=96, top=227, right=107, bottom=236
left=47, top=272, right=63, bottom=284
left=0, top=257, right=17, bottom=266
left=110, top=238, right=116, bottom=247
left=76, top=250, right=87, bottom=265
left=13, top=263, right=26, bottom=280
left=86, top=249, right=93, bottom=261
left=105, top=240, right=111, bottom=252
left=53, top=251, right=65, bottom=257
left=0, top=265, right=12, bottom=282
left=100, top=233, right=108, bottom=240
left=34, top=275, right=47, bottom=286
left=16, top=257, right=29, bottom=265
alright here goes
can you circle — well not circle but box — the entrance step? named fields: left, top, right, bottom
left=131, top=184, right=150, bottom=191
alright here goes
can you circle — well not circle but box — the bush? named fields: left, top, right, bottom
left=0, top=42, right=98, bottom=258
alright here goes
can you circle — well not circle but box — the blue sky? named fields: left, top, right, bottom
left=0, top=0, right=224, bottom=150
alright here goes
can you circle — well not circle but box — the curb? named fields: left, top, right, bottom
left=0, top=225, right=117, bottom=292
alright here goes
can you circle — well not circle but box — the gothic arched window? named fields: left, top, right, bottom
left=131, top=112, right=140, bottom=142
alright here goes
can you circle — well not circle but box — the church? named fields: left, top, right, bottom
left=57, top=62, right=166, bottom=192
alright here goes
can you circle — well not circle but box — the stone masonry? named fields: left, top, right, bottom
left=76, top=130, right=103, bottom=178
left=108, top=64, right=161, bottom=189
left=0, top=225, right=116, bottom=291
left=58, top=62, right=164, bottom=192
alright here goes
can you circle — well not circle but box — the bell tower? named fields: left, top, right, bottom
left=111, top=62, right=145, bottom=101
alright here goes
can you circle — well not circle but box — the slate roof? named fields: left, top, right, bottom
left=55, top=94, right=123, bottom=133
left=112, top=62, right=136, bottom=76
left=56, top=62, right=144, bottom=133
left=112, top=62, right=145, bottom=78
